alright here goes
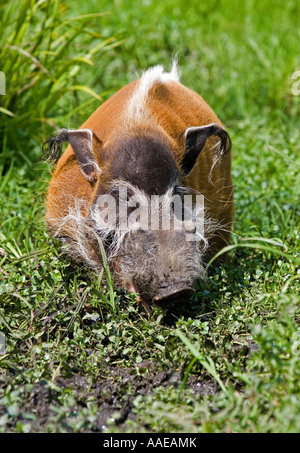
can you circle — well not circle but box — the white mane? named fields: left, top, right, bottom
left=126, top=60, right=181, bottom=121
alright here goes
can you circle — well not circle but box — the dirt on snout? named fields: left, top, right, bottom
left=0, top=361, right=219, bottom=432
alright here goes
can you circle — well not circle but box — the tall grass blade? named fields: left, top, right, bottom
left=92, top=232, right=117, bottom=315
left=176, top=330, right=228, bottom=394
left=207, top=240, right=300, bottom=269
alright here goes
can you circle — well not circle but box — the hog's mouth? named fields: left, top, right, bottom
left=128, top=282, right=195, bottom=313
left=153, top=286, right=195, bottom=309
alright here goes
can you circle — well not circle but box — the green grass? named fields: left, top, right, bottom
left=0, top=0, right=299, bottom=433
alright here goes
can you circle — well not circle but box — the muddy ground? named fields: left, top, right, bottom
left=0, top=361, right=220, bottom=432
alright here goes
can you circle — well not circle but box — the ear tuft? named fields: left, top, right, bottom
left=43, top=129, right=70, bottom=163
left=182, top=123, right=231, bottom=176
left=43, top=128, right=101, bottom=183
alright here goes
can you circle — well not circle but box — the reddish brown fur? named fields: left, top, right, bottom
left=46, top=76, right=233, bottom=256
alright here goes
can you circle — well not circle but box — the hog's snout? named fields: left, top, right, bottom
left=153, top=281, right=195, bottom=309
left=113, top=222, right=204, bottom=311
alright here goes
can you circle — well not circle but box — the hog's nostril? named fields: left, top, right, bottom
left=153, top=286, right=195, bottom=308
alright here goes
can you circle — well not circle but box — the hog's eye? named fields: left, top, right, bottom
left=110, top=187, right=134, bottom=203
left=173, top=185, right=182, bottom=195
left=173, top=185, right=191, bottom=196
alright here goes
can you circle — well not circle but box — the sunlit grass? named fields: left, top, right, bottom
left=0, top=0, right=299, bottom=433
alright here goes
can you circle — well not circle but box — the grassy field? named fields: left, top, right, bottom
left=0, top=0, right=299, bottom=433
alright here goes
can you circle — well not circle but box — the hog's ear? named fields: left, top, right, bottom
left=43, top=128, right=101, bottom=183
left=182, top=123, right=231, bottom=176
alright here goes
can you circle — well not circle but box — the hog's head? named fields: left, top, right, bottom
left=45, top=124, right=231, bottom=310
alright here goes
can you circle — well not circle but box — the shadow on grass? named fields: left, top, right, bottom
left=162, top=246, right=278, bottom=327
